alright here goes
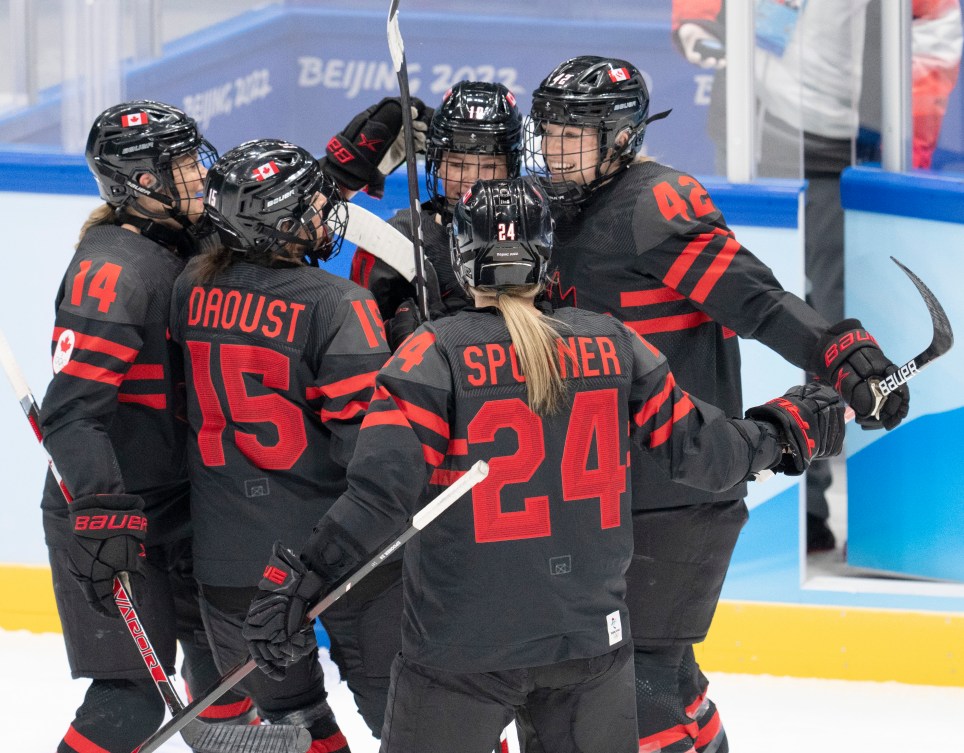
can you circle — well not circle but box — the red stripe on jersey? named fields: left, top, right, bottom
left=649, top=394, right=695, bottom=448
left=351, top=299, right=381, bottom=348
left=362, top=410, right=410, bottom=429
left=118, top=393, right=167, bottom=409
left=685, top=690, right=707, bottom=718
left=53, top=327, right=138, bottom=362
left=351, top=248, right=377, bottom=288
left=430, top=468, right=465, bottom=485
left=198, top=697, right=255, bottom=720
left=638, top=722, right=698, bottom=751
left=634, top=373, right=676, bottom=426
left=695, top=708, right=722, bottom=747
left=690, top=235, right=741, bottom=303
left=307, top=371, right=378, bottom=400
left=625, top=311, right=712, bottom=335
left=320, top=400, right=368, bottom=422
left=59, top=360, right=125, bottom=386
left=620, top=287, right=685, bottom=308
left=722, top=326, right=736, bottom=339
left=125, top=363, right=164, bottom=380
left=63, top=724, right=111, bottom=753
left=309, top=730, right=349, bottom=753
left=447, top=438, right=468, bottom=455
left=662, top=232, right=717, bottom=288
left=422, top=442, right=445, bottom=466
left=396, top=397, right=449, bottom=439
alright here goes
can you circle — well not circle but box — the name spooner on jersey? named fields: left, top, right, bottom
left=187, top=286, right=308, bottom=343
left=460, top=335, right=621, bottom=388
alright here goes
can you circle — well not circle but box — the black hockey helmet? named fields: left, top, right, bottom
left=426, top=81, right=523, bottom=215
left=85, top=100, right=217, bottom=222
left=450, top=177, right=554, bottom=294
left=525, top=56, right=668, bottom=208
left=203, top=139, right=348, bottom=267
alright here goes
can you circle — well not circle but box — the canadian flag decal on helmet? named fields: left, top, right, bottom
left=121, top=112, right=148, bottom=128
left=253, top=161, right=280, bottom=181
left=608, top=67, right=630, bottom=83
left=506, top=91, right=516, bottom=107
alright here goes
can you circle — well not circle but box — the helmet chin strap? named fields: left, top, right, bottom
left=116, top=209, right=201, bottom=258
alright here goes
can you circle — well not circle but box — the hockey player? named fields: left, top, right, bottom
left=38, top=101, right=256, bottom=753
left=524, top=56, right=911, bottom=753
left=344, top=81, right=523, bottom=344
left=170, top=138, right=394, bottom=749
left=239, top=177, right=845, bottom=752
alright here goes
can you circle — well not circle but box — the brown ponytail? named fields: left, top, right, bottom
left=190, top=244, right=236, bottom=284
left=76, top=204, right=117, bottom=246
left=492, top=285, right=566, bottom=415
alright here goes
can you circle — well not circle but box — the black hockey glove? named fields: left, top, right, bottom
left=387, top=298, right=423, bottom=351
left=243, top=542, right=326, bottom=681
left=67, top=493, right=147, bottom=618
left=811, top=319, right=910, bottom=430
left=745, top=383, right=845, bottom=475
left=321, top=97, right=433, bottom=199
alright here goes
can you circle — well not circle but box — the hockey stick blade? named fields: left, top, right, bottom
left=183, top=722, right=310, bottom=753
left=136, top=460, right=489, bottom=753
left=754, top=259, right=953, bottom=482
left=878, top=256, right=954, bottom=397
left=0, top=327, right=309, bottom=753
left=333, top=203, right=417, bottom=281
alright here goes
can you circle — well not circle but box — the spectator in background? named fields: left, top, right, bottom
left=672, top=0, right=962, bottom=552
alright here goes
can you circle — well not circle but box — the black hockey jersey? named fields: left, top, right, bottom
left=313, top=306, right=781, bottom=673
left=170, top=258, right=390, bottom=587
left=40, top=224, right=190, bottom=548
left=350, top=205, right=471, bottom=320
left=545, top=161, right=831, bottom=509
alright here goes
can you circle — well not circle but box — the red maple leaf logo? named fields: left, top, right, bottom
left=59, top=335, right=72, bottom=353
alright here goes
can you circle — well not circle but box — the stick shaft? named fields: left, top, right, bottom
left=138, top=460, right=488, bottom=753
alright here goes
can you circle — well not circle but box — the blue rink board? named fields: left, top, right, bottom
left=841, top=166, right=964, bottom=587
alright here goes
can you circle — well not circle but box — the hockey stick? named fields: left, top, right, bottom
left=335, top=202, right=417, bottom=282
left=387, top=0, right=431, bottom=320
left=0, top=327, right=309, bottom=753
left=136, top=460, right=490, bottom=753
left=873, top=256, right=954, bottom=400
left=754, top=257, right=953, bottom=482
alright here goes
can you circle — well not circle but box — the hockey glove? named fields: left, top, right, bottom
left=745, top=382, right=845, bottom=475
left=321, top=97, right=433, bottom=199
left=811, top=319, right=910, bottom=430
left=387, top=298, right=423, bottom=351
left=676, top=22, right=726, bottom=69
left=67, top=493, right=147, bottom=618
left=243, top=542, right=326, bottom=681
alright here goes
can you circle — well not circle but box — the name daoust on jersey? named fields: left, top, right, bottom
left=186, top=285, right=309, bottom=343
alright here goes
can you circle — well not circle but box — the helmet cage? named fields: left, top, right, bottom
left=524, top=57, right=650, bottom=209
left=205, top=140, right=347, bottom=267
left=449, top=177, right=553, bottom=295
left=425, top=81, right=523, bottom=216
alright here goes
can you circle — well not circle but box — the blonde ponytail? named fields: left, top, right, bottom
left=493, top=285, right=566, bottom=415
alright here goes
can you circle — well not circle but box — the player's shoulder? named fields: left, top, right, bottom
left=79, top=224, right=183, bottom=279
left=552, top=305, right=633, bottom=342
left=64, top=226, right=183, bottom=323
